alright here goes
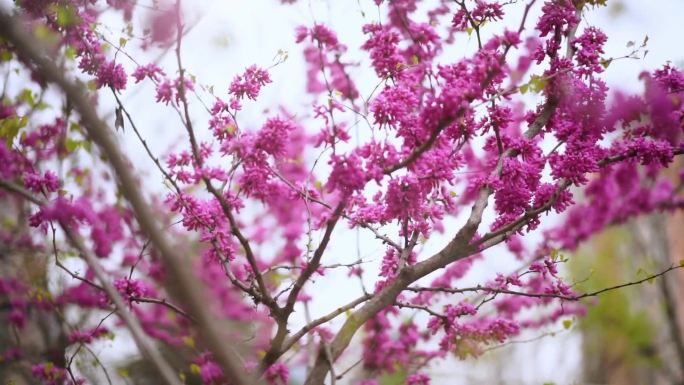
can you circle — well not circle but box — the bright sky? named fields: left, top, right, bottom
left=3, top=0, right=683, bottom=384
left=146, top=2, right=682, bottom=383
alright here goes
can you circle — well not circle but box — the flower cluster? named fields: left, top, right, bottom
left=296, top=23, right=359, bottom=99
left=0, top=1, right=682, bottom=385
left=229, top=65, right=271, bottom=102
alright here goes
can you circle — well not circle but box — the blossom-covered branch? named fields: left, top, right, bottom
left=0, top=1, right=682, bottom=384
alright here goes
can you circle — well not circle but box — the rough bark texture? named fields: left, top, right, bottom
left=0, top=198, right=67, bottom=385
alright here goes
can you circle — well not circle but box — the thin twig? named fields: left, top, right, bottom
left=408, top=264, right=684, bottom=301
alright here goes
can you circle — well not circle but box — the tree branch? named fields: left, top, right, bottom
left=408, top=264, right=684, bottom=302
left=0, top=178, right=181, bottom=385
left=0, top=12, right=255, bottom=385
left=304, top=8, right=568, bottom=379
left=171, top=2, right=276, bottom=311
left=279, top=293, right=373, bottom=356
left=262, top=201, right=347, bottom=368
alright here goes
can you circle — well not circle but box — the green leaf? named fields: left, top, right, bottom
left=600, top=57, right=613, bottom=69
left=213, top=35, right=231, bottom=49
left=117, top=368, right=130, bottom=378
left=562, top=319, right=573, bottom=330
left=65, top=45, right=77, bottom=60
left=0, top=116, right=28, bottom=146
left=166, top=309, right=177, bottom=322
left=59, top=250, right=79, bottom=260
left=585, top=0, right=607, bottom=5
left=56, top=5, right=81, bottom=27
left=0, top=50, right=12, bottom=62
left=378, top=366, right=407, bottom=385
left=679, top=259, right=684, bottom=267
left=65, top=138, right=81, bottom=153
left=519, top=83, right=529, bottom=94
left=34, top=25, right=59, bottom=46
left=18, top=89, right=35, bottom=107
left=182, top=336, right=195, bottom=348
left=529, top=75, right=548, bottom=94
left=81, top=140, right=92, bottom=153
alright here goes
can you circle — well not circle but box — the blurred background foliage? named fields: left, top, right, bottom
left=571, top=213, right=684, bottom=385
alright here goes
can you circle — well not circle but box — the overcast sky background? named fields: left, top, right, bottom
left=105, top=1, right=684, bottom=384
left=3, top=0, right=684, bottom=383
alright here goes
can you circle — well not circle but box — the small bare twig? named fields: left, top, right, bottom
left=407, top=264, right=684, bottom=301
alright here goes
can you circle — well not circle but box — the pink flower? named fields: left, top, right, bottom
left=265, top=363, right=289, bottom=385
left=572, top=27, right=608, bottom=75
left=229, top=65, right=271, bottom=101
left=536, top=0, right=580, bottom=38
left=326, top=154, right=367, bottom=195
left=357, top=380, right=379, bottom=385
left=23, top=170, right=60, bottom=193
left=256, top=117, right=296, bottom=157
left=132, top=63, right=165, bottom=83
left=193, top=352, right=224, bottom=384
left=407, top=373, right=431, bottom=385
left=95, top=61, right=127, bottom=90
left=155, top=79, right=174, bottom=104
left=362, top=23, right=403, bottom=78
